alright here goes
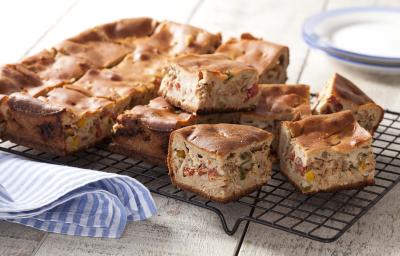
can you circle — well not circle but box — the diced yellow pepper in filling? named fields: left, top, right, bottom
left=71, top=136, right=80, bottom=151
left=304, top=170, right=315, bottom=182
left=359, top=161, right=367, bottom=172
left=176, top=150, right=186, bottom=158
left=77, top=118, right=86, bottom=128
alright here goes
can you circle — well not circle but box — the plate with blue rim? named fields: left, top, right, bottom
left=302, top=7, right=400, bottom=69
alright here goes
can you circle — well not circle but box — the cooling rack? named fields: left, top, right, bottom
left=0, top=109, right=399, bottom=242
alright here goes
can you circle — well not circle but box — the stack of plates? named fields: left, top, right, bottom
left=302, top=7, right=400, bottom=72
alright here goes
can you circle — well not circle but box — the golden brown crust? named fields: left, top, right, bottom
left=5, top=93, right=67, bottom=153
left=250, top=84, right=311, bottom=120
left=216, top=33, right=289, bottom=81
left=172, top=124, right=273, bottom=156
left=279, top=166, right=375, bottom=195
left=169, top=170, right=265, bottom=203
left=7, top=92, right=65, bottom=117
left=313, top=73, right=384, bottom=134
left=0, top=64, right=43, bottom=95
left=115, top=97, right=196, bottom=132
left=365, top=103, right=384, bottom=134
left=111, top=53, right=167, bottom=86
left=56, top=40, right=131, bottom=69
left=150, top=21, right=221, bottom=55
left=330, top=73, right=373, bottom=105
left=283, top=110, right=372, bottom=154
left=21, top=49, right=92, bottom=89
left=170, top=53, right=257, bottom=75
left=67, top=69, right=139, bottom=101
left=99, top=17, right=158, bottom=43
left=41, top=87, right=114, bottom=115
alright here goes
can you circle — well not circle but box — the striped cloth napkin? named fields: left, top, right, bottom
left=0, top=152, right=157, bottom=238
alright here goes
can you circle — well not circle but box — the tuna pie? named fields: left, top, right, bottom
left=168, top=124, right=273, bottom=203
left=111, top=97, right=240, bottom=165
left=240, top=84, right=311, bottom=158
left=313, top=73, right=383, bottom=134
left=279, top=110, right=375, bottom=194
left=159, top=54, right=259, bottom=114
left=216, top=33, right=289, bottom=84
left=3, top=88, right=116, bottom=155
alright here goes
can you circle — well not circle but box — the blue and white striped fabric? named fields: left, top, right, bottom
left=0, top=152, right=157, bottom=238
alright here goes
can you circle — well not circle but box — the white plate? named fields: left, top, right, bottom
left=303, top=7, right=400, bottom=67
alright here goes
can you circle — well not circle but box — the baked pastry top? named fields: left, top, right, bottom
left=285, top=110, right=371, bottom=154
left=116, top=97, right=195, bottom=132
left=38, top=87, right=115, bottom=116
left=316, top=73, right=375, bottom=110
left=111, top=53, right=167, bottom=86
left=251, top=84, right=310, bottom=120
left=313, top=73, right=384, bottom=133
left=149, top=21, right=221, bottom=55
left=175, top=124, right=273, bottom=156
left=0, top=64, right=42, bottom=96
left=21, top=49, right=92, bottom=90
left=216, top=33, right=289, bottom=83
left=67, top=69, right=139, bottom=100
left=169, top=53, right=256, bottom=75
left=56, top=40, right=131, bottom=69
left=97, top=17, right=158, bottom=45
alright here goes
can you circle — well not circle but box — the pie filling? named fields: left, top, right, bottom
left=283, top=143, right=375, bottom=192
left=65, top=114, right=114, bottom=152
left=171, top=139, right=271, bottom=199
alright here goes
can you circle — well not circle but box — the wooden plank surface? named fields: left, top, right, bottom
left=34, top=195, right=243, bottom=256
left=0, top=0, right=76, bottom=63
left=0, top=221, right=45, bottom=256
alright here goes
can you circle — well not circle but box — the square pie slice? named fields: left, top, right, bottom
left=313, top=73, right=384, bottom=134
left=110, top=97, right=241, bottom=165
left=21, top=48, right=92, bottom=96
left=279, top=110, right=375, bottom=194
left=168, top=124, right=273, bottom=203
left=240, top=84, right=311, bottom=156
left=159, top=54, right=259, bottom=113
left=56, top=39, right=131, bottom=69
left=216, top=33, right=289, bottom=84
left=149, top=21, right=221, bottom=55
left=4, top=88, right=115, bottom=155
left=66, top=69, right=156, bottom=113
left=98, top=17, right=158, bottom=46
left=0, top=64, right=45, bottom=135
left=111, top=97, right=197, bottom=165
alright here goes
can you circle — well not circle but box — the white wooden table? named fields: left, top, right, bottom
left=1, top=0, right=400, bottom=255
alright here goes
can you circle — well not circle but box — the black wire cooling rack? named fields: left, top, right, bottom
left=0, top=109, right=399, bottom=242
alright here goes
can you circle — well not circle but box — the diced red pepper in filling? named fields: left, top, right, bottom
left=327, top=97, right=343, bottom=113
left=183, top=168, right=195, bottom=177
left=295, top=161, right=306, bottom=175
left=208, top=169, right=219, bottom=180
left=288, top=151, right=295, bottom=161
left=167, top=81, right=174, bottom=90
left=175, top=82, right=181, bottom=90
left=245, top=84, right=258, bottom=101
